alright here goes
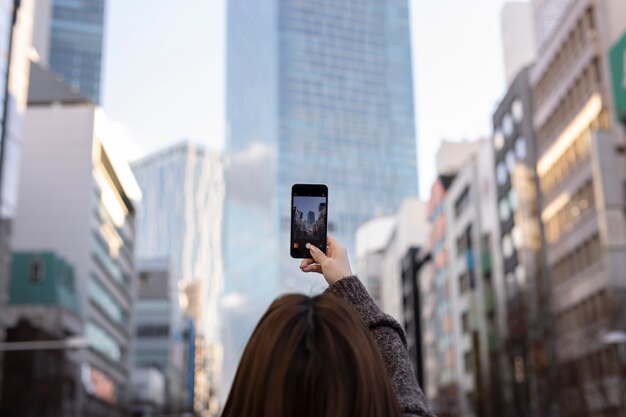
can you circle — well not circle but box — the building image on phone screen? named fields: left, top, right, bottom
left=292, top=196, right=327, bottom=247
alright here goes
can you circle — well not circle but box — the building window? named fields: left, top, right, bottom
left=461, top=312, right=469, bottom=333
left=494, top=129, right=505, bottom=150
left=496, top=162, right=508, bottom=185
left=28, top=257, right=45, bottom=282
left=502, top=234, right=514, bottom=259
left=455, top=187, right=470, bottom=218
left=515, top=137, right=527, bottom=160
left=512, top=99, right=524, bottom=122
left=464, top=350, right=475, bottom=373
left=502, top=114, right=514, bottom=137
left=544, top=180, right=595, bottom=243
left=505, top=150, right=516, bottom=173
left=459, top=272, right=470, bottom=294
left=499, top=198, right=511, bottom=222
left=139, top=273, right=150, bottom=288
left=136, top=324, right=170, bottom=338
left=552, top=234, right=602, bottom=287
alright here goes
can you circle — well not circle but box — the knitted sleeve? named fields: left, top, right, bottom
left=325, top=276, right=436, bottom=417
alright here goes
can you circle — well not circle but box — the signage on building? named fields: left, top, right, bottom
left=610, top=30, right=626, bottom=124
left=81, top=363, right=117, bottom=404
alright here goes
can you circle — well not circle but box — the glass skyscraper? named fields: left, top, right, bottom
left=33, top=0, right=106, bottom=103
left=223, top=0, right=418, bottom=397
left=132, top=141, right=224, bottom=414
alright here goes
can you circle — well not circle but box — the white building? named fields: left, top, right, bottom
left=355, top=215, right=395, bottom=305
left=380, top=199, right=429, bottom=322
left=12, top=65, right=141, bottom=417
left=444, top=140, right=500, bottom=417
left=500, top=2, right=537, bottom=84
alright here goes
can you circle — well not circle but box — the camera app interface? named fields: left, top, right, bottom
left=292, top=195, right=327, bottom=252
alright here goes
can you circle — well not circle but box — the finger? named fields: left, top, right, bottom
left=302, top=264, right=322, bottom=274
left=306, top=243, right=328, bottom=264
left=300, top=259, right=315, bottom=269
left=326, top=235, right=344, bottom=256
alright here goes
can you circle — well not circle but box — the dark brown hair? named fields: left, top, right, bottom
left=222, top=293, right=403, bottom=417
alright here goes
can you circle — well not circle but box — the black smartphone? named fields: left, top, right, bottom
left=290, top=183, right=328, bottom=258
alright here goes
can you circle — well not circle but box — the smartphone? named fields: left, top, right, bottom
left=290, top=183, right=328, bottom=258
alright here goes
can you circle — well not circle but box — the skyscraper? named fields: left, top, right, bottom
left=132, top=141, right=224, bottom=415
left=224, top=0, right=418, bottom=397
left=500, top=2, right=536, bottom=85
left=32, top=0, right=106, bottom=103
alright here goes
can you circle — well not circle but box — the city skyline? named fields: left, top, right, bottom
left=101, top=0, right=510, bottom=199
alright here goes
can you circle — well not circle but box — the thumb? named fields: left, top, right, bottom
left=306, top=243, right=328, bottom=264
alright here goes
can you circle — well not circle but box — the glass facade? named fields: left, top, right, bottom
left=48, top=0, right=106, bottom=102
left=132, top=142, right=224, bottom=413
left=132, top=142, right=224, bottom=342
left=224, top=0, right=418, bottom=397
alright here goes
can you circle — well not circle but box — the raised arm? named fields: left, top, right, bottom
left=301, top=237, right=436, bottom=417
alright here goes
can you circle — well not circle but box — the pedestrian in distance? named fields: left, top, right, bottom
left=222, top=236, right=436, bottom=417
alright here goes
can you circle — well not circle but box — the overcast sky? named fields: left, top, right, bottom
left=102, top=0, right=509, bottom=199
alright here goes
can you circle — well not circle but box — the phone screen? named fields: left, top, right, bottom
left=290, top=184, right=328, bottom=258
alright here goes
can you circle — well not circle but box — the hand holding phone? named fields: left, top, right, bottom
left=299, top=236, right=353, bottom=285
left=290, top=184, right=328, bottom=258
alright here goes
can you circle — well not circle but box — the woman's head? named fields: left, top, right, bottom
left=222, top=293, right=402, bottom=417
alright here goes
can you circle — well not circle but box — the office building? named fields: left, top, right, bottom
left=530, top=1, right=626, bottom=416
left=0, top=251, right=82, bottom=417
left=500, top=2, right=537, bottom=85
left=420, top=174, right=457, bottom=416
left=133, top=259, right=188, bottom=414
left=419, top=141, right=502, bottom=417
left=0, top=0, right=35, bottom=336
left=12, top=65, right=141, bottom=416
left=356, top=215, right=395, bottom=305
left=356, top=199, right=428, bottom=381
left=532, top=0, right=574, bottom=49
left=401, top=247, right=431, bottom=387
left=492, top=66, right=558, bottom=417
left=224, top=0, right=418, bottom=395
left=32, top=0, right=106, bottom=103
left=444, top=140, right=500, bottom=417
left=379, top=199, right=428, bottom=323
left=132, top=141, right=223, bottom=415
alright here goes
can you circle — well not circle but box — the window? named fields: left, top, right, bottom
left=86, top=321, right=122, bottom=362
left=494, top=130, right=505, bottom=150
left=496, top=162, right=508, bottom=185
left=511, top=226, right=523, bottom=249
left=544, top=180, right=595, bottom=242
left=28, top=257, right=45, bottom=282
left=459, top=272, right=470, bottom=294
left=461, top=312, right=469, bottom=333
left=454, top=187, right=470, bottom=218
left=139, top=272, right=150, bottom=288
left=505, top=150, right=516, bottom=173
left=502, top=234, right=513, bottom=258
left=512, top=99, right=524, bottom=122
left=515, top=137, right=527, bottom=160
left=502, top=114, right=514, bottom=137
left=499, top=199, right=511, bottom=222
left=136, top=324, right=170, bottom=338
left=464, top=350, right=475, bottom=373
left=508, top=189, right=518, bottom=210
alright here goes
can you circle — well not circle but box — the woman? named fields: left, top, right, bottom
left=222, top=236, right=435, bottom=417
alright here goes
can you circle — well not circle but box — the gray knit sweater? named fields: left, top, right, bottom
left=325, top=276, right=436, bottom=417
